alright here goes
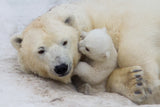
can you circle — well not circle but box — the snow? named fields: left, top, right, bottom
left=0, top=0, right=159, bottom=106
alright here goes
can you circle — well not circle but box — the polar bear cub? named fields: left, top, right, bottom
left=74, top=28, right=118, bottom=94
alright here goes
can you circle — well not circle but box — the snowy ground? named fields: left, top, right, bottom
left=0, top=0, right=159, bottom=106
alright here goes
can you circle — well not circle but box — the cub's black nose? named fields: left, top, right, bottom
left=54, top=63, right=68, bottom=76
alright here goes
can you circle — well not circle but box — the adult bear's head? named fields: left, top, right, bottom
left=11, top=4, right=92, bottom=83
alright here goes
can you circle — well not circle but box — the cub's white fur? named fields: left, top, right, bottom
left=74, top=28, right=117, bottom=93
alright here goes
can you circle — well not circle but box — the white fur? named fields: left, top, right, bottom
left=11, top=0, right=160, bottom=103
left=74, top=28, right=117, bottom=93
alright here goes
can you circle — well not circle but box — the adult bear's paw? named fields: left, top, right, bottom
left=124, top=66, right=149, bottom=104
left=106, top=66, right=152, bottom=104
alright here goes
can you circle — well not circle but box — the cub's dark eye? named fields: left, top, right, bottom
left=63, top=41, right=68, bottom=46
left=85, top=47, right=90, bottom=52
left=38, top=47, right=45, bottom=54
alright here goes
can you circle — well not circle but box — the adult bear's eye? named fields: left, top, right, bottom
left=62, top=41, right=68, bottom=46
left=38, top=47, right=45, bottom=54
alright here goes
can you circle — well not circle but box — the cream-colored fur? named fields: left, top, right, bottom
left=74, top=28, right=117, bottom=94
left=11, top=17, right=81, bottom=83
left=11, top=0, right=160, bottom=104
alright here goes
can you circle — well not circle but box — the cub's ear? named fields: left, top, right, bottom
left=11, top=34, right=23, bottom=51
left=106, top=51, right=110, bottom=58
left=80, top=31, right=88, bottom=40
left=64, top=16, right=75, bottom=26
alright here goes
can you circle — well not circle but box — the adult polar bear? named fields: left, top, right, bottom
left=11, top=0, right=160, bottom=104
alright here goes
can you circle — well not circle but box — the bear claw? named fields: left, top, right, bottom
left=137, top=82, right=143, bottom=86
left=135, top=75, right=141, bottom=78
left=135, top=90, right=142, bottom=94
left=132, top=69, right=142, bottom=72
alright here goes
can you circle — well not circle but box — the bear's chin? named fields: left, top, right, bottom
left=46, top=66, right=74, bottom=84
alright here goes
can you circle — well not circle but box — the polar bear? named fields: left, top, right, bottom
left=11, top=0, right=160, bottom=104
left=74, top=28, right=117, bottom=94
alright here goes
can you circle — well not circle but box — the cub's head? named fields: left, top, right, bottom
left=79, top=28, right=113, bottom=61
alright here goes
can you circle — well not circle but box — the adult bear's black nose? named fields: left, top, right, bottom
left=54, top=63, right=68, bottom=76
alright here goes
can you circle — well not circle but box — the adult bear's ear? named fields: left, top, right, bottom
left=11, top=34, right=23, bottom=51
left=64, top=16, right=75, bottom=26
